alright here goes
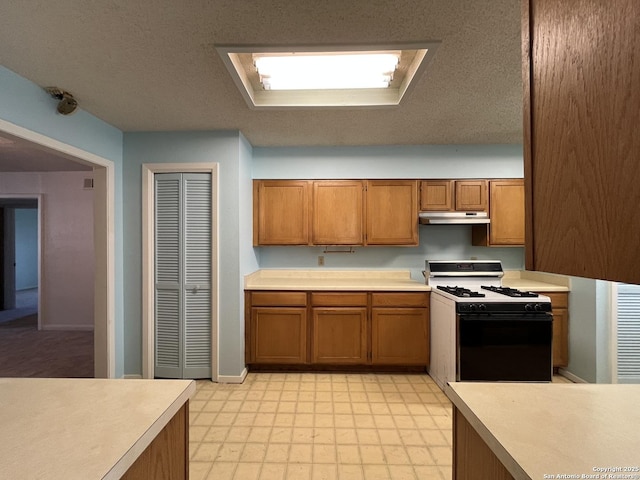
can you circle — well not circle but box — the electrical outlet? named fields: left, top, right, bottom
left=318, top=256, right=325, bottom=266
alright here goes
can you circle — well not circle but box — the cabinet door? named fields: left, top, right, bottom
left=371, top=307, right=429, bottom=365
left=312, top=180, right=364, bottom=245
left=542, top=292, right=569, bottom=368
left=455, top=180, right=487, bottom=211
left=312, top=307, right=368, bottom=364
left=251, top=307, right=307, bottom=364
left=552, top=308, right=568, bottom=368
left=491, top=180, right=524, bottom=245
left=524, top=0, right=640, bottom=283
left=365, top=180, right=418, bottom=245
left=473, top=179, right=525, bottom=246
left=419, top=180, right=453, bottom=211
left=253, top=180, right=310, bottom=245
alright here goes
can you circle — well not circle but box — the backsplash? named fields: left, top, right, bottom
left=256, top=224, right=525, bottom=282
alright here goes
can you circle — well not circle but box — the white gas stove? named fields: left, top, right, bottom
left=426, top=260, right=553, bottom=390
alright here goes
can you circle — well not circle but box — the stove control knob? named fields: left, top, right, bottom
left=534, top=304, right=543, bottom=311
left=478, top=304, right=487, bottom=311
left=469, top=304, right=477, bottom=311
left=525, top=304, right=534, bottom=311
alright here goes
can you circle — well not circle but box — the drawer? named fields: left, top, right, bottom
left=250, top=291, right=307, bottom=306
left=542, top=292, right=568, bottom=308
left=371, top=292, right=429, bottom=308
left=311, top=292, right=368, bottom=307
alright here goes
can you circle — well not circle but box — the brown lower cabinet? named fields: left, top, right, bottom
left=245, top=290, right=429, bottom=368
left=543, top=291, right=569, bottom=368
left=313, top=307, right=368, bottom=364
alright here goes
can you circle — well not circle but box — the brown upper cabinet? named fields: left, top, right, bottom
left=254, top=179, right=418, bottom=246
left=312, top=180, right=364, bottom=245
left=253, top=180, right=310, bottom=245
left=523, top=0, right=640, bottom=283
left=420, top=180, right=487, bottom=212
left=365, top=180, right=418, bottom=246
left=472, top=179, right=525, bottom=246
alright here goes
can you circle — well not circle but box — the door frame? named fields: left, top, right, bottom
left=0, top=118, right=116, bottom=378
left=142, top=163, right=219, bottom=381
left=0, top=196, right=42, bottom=326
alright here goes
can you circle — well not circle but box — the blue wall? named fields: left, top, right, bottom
left=14, top=208, right=38, bottom=290
left=0, top=66, right=125, bottom=377
left=253, top=144, right=524, bottom=179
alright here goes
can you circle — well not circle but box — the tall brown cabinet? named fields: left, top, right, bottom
left=523, top=0, right=640, bottom=284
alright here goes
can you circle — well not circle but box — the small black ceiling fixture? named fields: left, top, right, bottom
left=43, top=86, right=79, bottom=115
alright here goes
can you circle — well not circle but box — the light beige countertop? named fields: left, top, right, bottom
left=503, top=270, right=570, bottom=292
left=245, top=269, right=430, bottom=291
left=446, top=382, right=640, bottom=480
left=0, top=377, right=195, bottom=480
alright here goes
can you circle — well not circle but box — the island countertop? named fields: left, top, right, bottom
left=245, top=269, right=430, bottom=291
left=446, top=382, right=640, bottom=480
left=0, top=377, right=195, bottom=480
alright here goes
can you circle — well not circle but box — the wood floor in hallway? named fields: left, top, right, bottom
left=0, top=314, right=93, bottom=378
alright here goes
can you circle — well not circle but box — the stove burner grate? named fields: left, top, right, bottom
left=481, top=285, right=539, bottom=298
left=437, top=286, right=485, bottom=298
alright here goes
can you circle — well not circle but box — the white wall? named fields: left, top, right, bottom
left=0, top=172, right=94, bottom=330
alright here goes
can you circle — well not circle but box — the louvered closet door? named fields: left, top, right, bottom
left=616, top=284, right=640, bottom=383
left=155, top=173, right=212, bottom=379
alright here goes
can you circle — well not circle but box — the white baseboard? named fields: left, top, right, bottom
left=558, top=368, right=588, bottom=383
left=123, top=374, right=143, bottom=379
left=217, top=367, right=248, bottom=384
left=41, top=324, right=94, bottom=332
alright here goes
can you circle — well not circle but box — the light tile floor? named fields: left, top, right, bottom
left=189, top=373, right=572, bottom=480
left=188, top=372, right=453, bottom=480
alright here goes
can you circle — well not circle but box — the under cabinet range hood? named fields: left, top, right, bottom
left=418, top=211, right=490, bottom=225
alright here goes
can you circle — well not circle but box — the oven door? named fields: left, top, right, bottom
left=457, top=313, right=552, bottom=382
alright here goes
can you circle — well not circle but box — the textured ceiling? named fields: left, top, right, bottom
left=0, top=0, right=523, bottom=147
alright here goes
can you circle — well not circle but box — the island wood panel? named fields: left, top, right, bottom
left=121, top=402, right=189, bottom=480
left=312, top=307, right=368, bottom=364
left=453, top=407, right=515, bottom=480
left=312, top=180, right=364, bottom=245
left=523, top=0, right=640, bottom=283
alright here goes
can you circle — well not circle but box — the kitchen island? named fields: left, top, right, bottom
left=446, top=382, right=640, bottom=480
left=0, top=377, right=195, bottom=480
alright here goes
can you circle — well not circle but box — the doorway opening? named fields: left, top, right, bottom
left=0, top=119, right=115, bottom=378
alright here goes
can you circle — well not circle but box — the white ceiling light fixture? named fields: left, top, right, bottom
left=216, top=43, right=440, bottom=109
left=253, top=51, right=401, bottom=91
